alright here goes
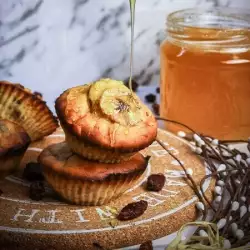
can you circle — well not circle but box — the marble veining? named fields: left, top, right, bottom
left=0, top=0, right=249, bottom=110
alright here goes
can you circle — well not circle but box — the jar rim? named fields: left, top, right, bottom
left=166, top=7, right=250, bottom=51
left=167, top=7, right=250, bottom=30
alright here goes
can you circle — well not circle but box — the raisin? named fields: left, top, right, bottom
left=117, top=200, right=148, bottom=221
left=156, top=87, right=160, bottom=94
left=23, top=162, right=44, bottom=181
left=139, top=241, right=153, bottom=250
left=146, top=173, right=166, bottom=192
left=29, top=181, right=45, bottom=201
left=152, top=103, right=160, bottom=116
left=34, top=91, right=43, bottom=98
left=145, top=94, right=156, bottom=103
left=124, top=78, right=139, bottom=92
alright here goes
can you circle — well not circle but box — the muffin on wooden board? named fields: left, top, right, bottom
left=0, top=119, right=31, bottom=179
left=0, top=81, right=58, bottom=141
left=55, top=79, right=157, bottom=163
left=38, top=142, right=148, bottom=205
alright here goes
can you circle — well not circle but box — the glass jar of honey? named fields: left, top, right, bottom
left=160, top=8, right=250, bottom=140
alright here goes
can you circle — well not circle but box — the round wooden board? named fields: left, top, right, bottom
left=0, top=128, right=213, bottom=250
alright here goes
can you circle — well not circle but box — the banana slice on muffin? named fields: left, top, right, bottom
left=55, top=78, right=157, bottom=163
left=0, top=119, right=31, bottom=179
left=0, top=81, right=58, bottom=141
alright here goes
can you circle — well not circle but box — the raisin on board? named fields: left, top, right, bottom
left=23, top=162, right=44, bottom=182
left=117, top=200, right=148, bottom=221
left=29, top=181, right=45, bottom=201
left=156, top=87, right=160, bottom=94
left=146, top=174, right=166, bottom=192
left=139, top=241, right=153, bottom=250
left=152, top=103, right=160, bottom=116
left=145, top=93, right=156, bottom=103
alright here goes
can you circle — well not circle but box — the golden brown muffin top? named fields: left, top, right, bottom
left=0, top=80, right=59, bottom=141
left=39, top=142, right=147, bottom=181
left=0, top=119, right=31, bottom=157
left=55, top=79, right=157, bottom=151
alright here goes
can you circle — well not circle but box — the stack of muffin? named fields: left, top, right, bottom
left=39, top=79, right=157, bottom=206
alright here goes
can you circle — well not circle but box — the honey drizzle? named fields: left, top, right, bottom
left=128, top=0, right=136, bottom=92
left=127, top=0, right=141, bottom=110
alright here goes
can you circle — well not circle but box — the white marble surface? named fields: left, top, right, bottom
left=1, top=0, right=250, bottom=112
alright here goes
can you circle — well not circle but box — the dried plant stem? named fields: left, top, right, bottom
left=156, top=116, right=250, bottom=248
left=156, top=138, right=208, bottom=219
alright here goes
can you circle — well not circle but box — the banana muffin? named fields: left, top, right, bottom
left=55, top=79, right=157, bottom=163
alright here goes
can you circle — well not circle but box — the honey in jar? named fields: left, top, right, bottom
left=160, top=8, right=250, bottom=140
